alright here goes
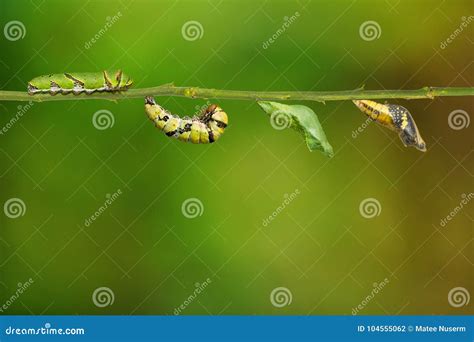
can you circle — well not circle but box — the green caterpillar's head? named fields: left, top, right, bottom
left=105, top=70, right=133, bottom=89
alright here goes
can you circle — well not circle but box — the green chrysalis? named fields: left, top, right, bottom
left=28, top=70, right=132, bottom=95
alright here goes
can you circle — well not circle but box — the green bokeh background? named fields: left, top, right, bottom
left=0, top=0, right=472, bottom=315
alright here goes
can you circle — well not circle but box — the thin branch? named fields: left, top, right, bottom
left=0, top=85, right=472, bottom=102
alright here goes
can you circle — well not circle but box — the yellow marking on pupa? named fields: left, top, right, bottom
left=400, top=114, right=409, bottom=130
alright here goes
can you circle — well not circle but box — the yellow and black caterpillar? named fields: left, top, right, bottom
left=144, top=97, right=228, bottom=144
left=353, top=100, right=426, bottom=152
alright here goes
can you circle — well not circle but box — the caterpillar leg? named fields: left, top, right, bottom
left=49, top=81, right=62, bottom=95
left=64, top=73, right=86, bottom=95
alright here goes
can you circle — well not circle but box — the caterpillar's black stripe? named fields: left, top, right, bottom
left=215, top=120, right=227, bottom=128
left=177, top=123, right=192, bottom=135
left=144, top=97, right=228, bottom=144
left=208, top=129, right=215, bottom=143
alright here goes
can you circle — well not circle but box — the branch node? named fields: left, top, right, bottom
left=422, top=86, right=434, bottom=99
left=183, top=87, right=197, bottom=98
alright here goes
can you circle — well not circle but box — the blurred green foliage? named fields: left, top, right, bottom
left=0, top=0, right=472, bottom=315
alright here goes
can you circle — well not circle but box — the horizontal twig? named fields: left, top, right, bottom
left=0, top=85, right=472, bottom=103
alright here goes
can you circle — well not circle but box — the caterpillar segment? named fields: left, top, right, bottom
left=27, top=70, right=132, bottom=95
left=144, top=97, right=228, bottom=144
left=353, top=100, right=426, bottom=152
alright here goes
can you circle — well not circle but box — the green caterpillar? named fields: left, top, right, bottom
left=28, top=70, right=132, bottom=95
